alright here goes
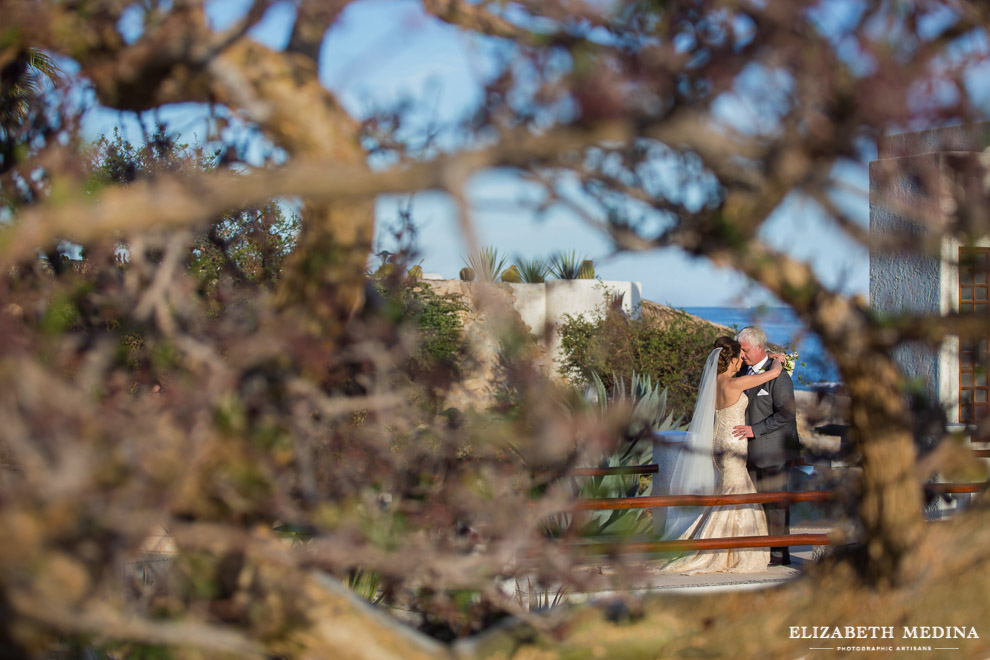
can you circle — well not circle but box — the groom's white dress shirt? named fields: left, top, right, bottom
left=749, top=355, right=769, bottom=375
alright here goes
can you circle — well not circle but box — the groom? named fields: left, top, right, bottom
left=731, top=326, right=801, bottom=566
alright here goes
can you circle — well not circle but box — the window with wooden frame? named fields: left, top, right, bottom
left=959, top=247, right=990, bottom=424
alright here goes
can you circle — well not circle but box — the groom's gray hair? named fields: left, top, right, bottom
left=735, top=326, right=767, bottom=349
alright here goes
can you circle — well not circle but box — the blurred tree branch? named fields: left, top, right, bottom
left=3, top=0, right=990, bottom=656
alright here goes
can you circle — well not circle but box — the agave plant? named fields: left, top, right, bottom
left=589, top=372, right=681, bottom=464
left=345, top=568, right=386, bottom=605
left=516, top=578, right=567, bottom=612
left=514, top=257, right=549, bottom=283
left=549, top=373, right=683, bottom=539
left=547, top=250, right=586, bottom=280
left=463, top=246, right=509, bottom=282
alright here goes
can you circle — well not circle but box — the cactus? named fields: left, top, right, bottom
left=459, top=267, right=476, bottom=281
left=577, top=260, right=595, bottom=279
left=500, top=265, right=522, bottom=282
left=373, top=262, right=396, bottom=278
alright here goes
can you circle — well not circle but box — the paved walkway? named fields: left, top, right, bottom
left=525, top=525, right=831, bottom=605
left=574, top=550, right=810, bottom=597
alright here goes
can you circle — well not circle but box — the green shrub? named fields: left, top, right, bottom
left=406, top=284, right=468, bottom=373
left=557, top=309, right=723, bottom=416
left=375, top=280, right=468, bottom=375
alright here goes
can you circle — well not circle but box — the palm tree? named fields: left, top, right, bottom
left=1, top=48, right=65, bottom=173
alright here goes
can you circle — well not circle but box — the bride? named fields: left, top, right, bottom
left=660, top=336, right=786, bottom=574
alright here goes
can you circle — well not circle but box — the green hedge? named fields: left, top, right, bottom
left=557, top=310, right=724, bottom=416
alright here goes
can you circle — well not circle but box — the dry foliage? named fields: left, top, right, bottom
left=2, top=0, right=990, bottom=657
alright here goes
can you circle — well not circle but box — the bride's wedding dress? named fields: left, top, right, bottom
left=661, top=393, right=769, bottom=574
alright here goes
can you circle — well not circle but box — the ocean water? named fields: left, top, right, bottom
left=682, top=307, right=842, bottom=391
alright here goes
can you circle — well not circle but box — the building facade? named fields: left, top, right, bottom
left=870, top=122, right=990, bottom=426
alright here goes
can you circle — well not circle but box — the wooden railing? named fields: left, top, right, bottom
left=573, top=483, right=985, bottom=512
left=566, top=450, right=988, bottom=554
left=574, top=489, right=833, bottom=511
left=572, top=464, right=659, bottom=477
left=576, top=534, right=832, bottom=554
left=573, top=448, right=990, bottom=478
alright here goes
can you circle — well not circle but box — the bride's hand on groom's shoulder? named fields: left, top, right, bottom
left=767, top=354, right=785, bottom=374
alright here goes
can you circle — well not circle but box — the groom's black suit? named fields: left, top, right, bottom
left=740, top=359, right=801, bottom=564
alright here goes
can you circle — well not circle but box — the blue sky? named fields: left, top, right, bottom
left=85, top=0, right=874, bottom=308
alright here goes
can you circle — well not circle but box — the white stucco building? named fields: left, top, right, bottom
left=426, top=277, right=642, bottom=383
left=870, top=123, right=990, bottom=425
left=507, top=279, right=642, bottom=374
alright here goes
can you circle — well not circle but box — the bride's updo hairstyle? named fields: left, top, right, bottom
left=713, top=336, right=742, bottom=374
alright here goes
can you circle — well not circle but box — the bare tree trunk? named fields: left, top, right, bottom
left=841, top=356, right=924, bottom=586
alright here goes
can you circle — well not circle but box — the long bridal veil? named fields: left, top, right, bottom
left=662, top=347, right=720, bottom=540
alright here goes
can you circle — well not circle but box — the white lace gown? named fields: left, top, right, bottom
left=661, top=393, right=770, bottom=574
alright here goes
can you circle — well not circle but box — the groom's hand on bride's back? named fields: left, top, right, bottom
left=732, top=425, right=754, bottom=438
